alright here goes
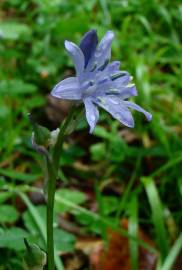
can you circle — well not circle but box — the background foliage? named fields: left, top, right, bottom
left=0, top=0, right=182, bottom=269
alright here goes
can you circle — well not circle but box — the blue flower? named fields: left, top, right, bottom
left=51, top=30, right=152, bottom=133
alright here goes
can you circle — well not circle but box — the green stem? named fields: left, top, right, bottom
left=47, top=161, right=57, bottom=270
left=47, top=106, right=76, bottom=270
left=53, top=106, right=76, bottom=171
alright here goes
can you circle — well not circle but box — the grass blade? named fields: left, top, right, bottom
left=161, top=233, right=182, bottom=270
left=128, top=195, right=138, bottom=270
left=115, top=157, right=141, bottom=221
left=141, top=177, right=169, bottom=260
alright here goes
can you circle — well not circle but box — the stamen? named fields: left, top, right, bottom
left=110, top=71, right=128, bottom=81
left=126, top=83, right=135, bottom=88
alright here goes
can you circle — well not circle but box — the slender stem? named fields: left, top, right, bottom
left=47, top=161, right=57, bottom=270
left=47, top=106, right=76, bottom=270
left=53, top=106, right=76, bottom=171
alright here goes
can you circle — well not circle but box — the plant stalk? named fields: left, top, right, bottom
left=46, top=106, right=76, bottom=270
left=47, top=161, right=57, bottom=270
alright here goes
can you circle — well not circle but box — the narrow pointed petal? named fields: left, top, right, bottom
left=84, top=98, right=99, bottom=133
left=80, top=29, right=98, bottom=68
left=95, top=31, right=115, bottom=66
left=96, top=96, right=134, bottom=128
left=109, top=74, right=131, bottom=93
left=97, top=31, right=114, bottom=54
left=97, top=61, right=121, bottom=78
left=65, top=40, right=85, bottom=77
left=105, top=61, right=120, bottom=73
left=123, top=101, right=152, bottom=121
left=51, top=77, right=81, bottom=100
left=86, top=31, right=115, bottom=71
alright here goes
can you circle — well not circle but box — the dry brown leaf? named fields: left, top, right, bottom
left=74, top=220, right=157, bottom=270
left=89, top=220, right=157, bottom=270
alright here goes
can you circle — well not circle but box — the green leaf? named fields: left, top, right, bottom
left=101, top=196, right=119, bottom=215
left=0, top=205, right=19, bottom=224
left=0, top=22, right=31, bottom=40
left=108, top=137, right=127, bottom=162
left=23, top=205, right=75, bottom=252
left=142, top=177, right=169, bottom=260
left=93, top=126, right=111, bottom=140
left=161, top=233, right=182, bottom=270
left=0, top=105, right=10, bottom=119
left=0, top=191, right=12, bottom=204
left=54, top=15, right=89, bottom=37
left=90, top=143, right=106, bottom=161
left=0, top=227, right=28, bottom=251
left=0, top=168, right=41, bottom=182
left=137, top=15, right=152, bottom=33
left=60, top=145, right=85, bottom=166
left=23, top=205, right=47, bottom=239
left=74, top=212, right=103, bottom=234
left=54, top=228, right=76, bottom=253
left=26, top=96, right=45, bottom=109
left=0, top=80, right=37, bottom=96
left=150, top=114, right=170, bottom=154
left=128, top=195, right=138, bottom=270
left=55, top=189, right=87, bottom=214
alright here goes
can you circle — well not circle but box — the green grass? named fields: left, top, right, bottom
left=0, top=0, right=182, bottom=269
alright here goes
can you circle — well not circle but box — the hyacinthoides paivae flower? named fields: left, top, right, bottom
left=30, top=30, right=152, bottom=270
left=51, top=30, right=152, bottom=133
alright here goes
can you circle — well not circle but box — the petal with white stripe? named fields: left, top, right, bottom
left=65, top=40, right=85, bottom=77
left=84, top=98, right=99, bottom=133
left=96, top=96, right=134, bottom=128
left=51, top=77, right=81, bottom=100
left=123, top=101, right=152, bottom=121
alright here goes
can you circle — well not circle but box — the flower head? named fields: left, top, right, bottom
left=51, top=30, right=152, bottom=133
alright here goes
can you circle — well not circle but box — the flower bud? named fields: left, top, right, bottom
left=29, top=113, right=50, bottom=147
left=23, top=239, right=47, bottom=270
left=33, top=124, right=50, bottom=147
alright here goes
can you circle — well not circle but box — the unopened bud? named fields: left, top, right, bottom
left=23, top=239, right=47, bottom=270
left=29, top=114, right=50, bottom=147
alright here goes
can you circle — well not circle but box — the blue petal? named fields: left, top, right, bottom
left=51, top=77, right=81, bottom=100
left=65, top=41, right=85, bottom=78
left=118, top=85, right=137, bottom=99
left=93, top=75, right=137, bottom=99
left=79, top=29, right=98, bottom=68
left=84, top=98, right=99, bottom=133
left=95, top=31, right=115, bottom=67
left=105, top=61, right=120, bottom=73
left=86, top=31, right=115, bottom=71
left=123, top=101, right=152, bottom=121
left=95, top=96, right=134, bottom=128
left=96, top=61, right=121, bottom=79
